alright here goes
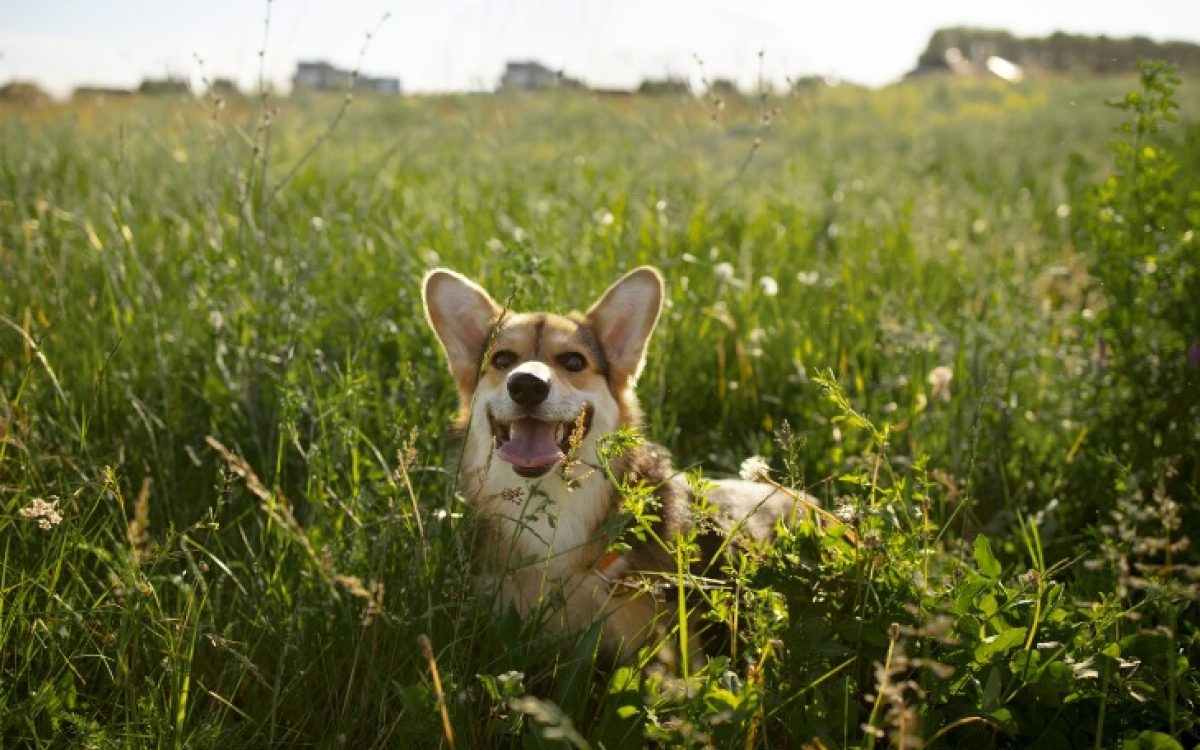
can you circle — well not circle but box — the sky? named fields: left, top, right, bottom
left=2, top=0, right=1198, bottom=97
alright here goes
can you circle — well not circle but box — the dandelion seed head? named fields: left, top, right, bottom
left=713, top=262, right=736, bottom=282
left=927, top=365, right=953, bottom=401
left=739, top=455, right=770, bottom=482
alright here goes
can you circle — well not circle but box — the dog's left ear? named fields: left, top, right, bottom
left=585, top=266, right=664, bottom=387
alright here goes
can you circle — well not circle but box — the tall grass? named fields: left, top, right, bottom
left=0, top=70, right=1196, bottom=747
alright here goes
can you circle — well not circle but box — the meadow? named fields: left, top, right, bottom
left=1, top=65, right=1198, bottom=748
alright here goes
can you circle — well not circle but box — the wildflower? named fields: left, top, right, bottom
left=655, top=199, right=667, bottom=213
left=594, top=209, right=614, bottom=227
left=758, top=275, right=779, bottom=297
left=927, top=365, right=953, bottom=401
left=310, top=216, right=325, bottom=232
left=796, top=270, right=819, bottom=286
left=1055, top=203, right=1071, bottom=219
left=713, top=262, right=736, bottom=283
left=833, top=497, right=858, bottom=523
left=19, top=497, right=63, bottom=530
left=739, top=456, right=770, bottom=482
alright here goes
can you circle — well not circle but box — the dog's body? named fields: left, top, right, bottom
left=423, top=266, right=799, bottom=664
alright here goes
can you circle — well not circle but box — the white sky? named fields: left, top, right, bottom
left=2, top=0, right=1198, bottom=96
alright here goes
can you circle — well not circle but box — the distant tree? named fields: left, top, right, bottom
left=637, top=77, right=691, bottom=96
left=208, top=78, right=241, bottom=98
left=914, top=27, right=1200, bottom=76
left=0, top=82, right=52, bottom=106
left=708, top=78, right=741, bottom=98
left=138, top=77, right=191, bottom=96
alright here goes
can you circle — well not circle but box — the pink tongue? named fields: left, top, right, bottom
left=497, top=419, right=563, bottom=469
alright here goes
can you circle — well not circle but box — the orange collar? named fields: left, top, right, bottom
left=593, top=550, right=621, bottom=580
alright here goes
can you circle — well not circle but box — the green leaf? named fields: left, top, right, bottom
left=974, top=626, right=1028, bottom=662
left=981, top=666, right=1001, bottom=712
left=974, top=535, right=1002, bottom=578
left=1120, top=731, right=1183, bottom=750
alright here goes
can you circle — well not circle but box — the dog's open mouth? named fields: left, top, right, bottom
left=490, top=407, right=594, bottom=478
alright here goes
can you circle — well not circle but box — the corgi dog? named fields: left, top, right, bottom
left=422, top=266, right=800, bottom=665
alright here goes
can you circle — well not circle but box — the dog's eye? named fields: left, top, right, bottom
left=490, top=350, right=518, bottom=370
left=557, top=352, right=587, bottom=372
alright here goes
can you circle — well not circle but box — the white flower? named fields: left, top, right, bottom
left=796, top=270, right=820, bottom=286
left=310, top=216, right=325, bottom=232
left=927, top=365, right=954, bottom=401
left=594, top=209, right=615, bottom=227
left=713, top=262, right=736, bottom=282
left=655, top=199, right=668, bottom=212
left=19, top=497, right=63, bottom=530
left=833, top=497, right=858, bottom=523
left=739, top=456, right=771, bottom=482
left=758, top=275, right=779, bottom=297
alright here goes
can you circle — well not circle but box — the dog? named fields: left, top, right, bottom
left=422, top=265, right=802, bottom=667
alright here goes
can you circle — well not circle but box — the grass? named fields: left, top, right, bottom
left=1, top=69, right=1197, bottom=748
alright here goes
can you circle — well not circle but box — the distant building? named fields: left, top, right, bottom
left=292, top=60, right=400, bottom=94
left=500, top=61, right=559, bottom=90
left=359, top=75, right=401, bottom=94
left=294, top=61, right=350, bottom=90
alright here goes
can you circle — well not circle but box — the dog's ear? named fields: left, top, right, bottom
left=423, top=269, right=501, bottom=388
left=585, top=266, right=664, bottom=387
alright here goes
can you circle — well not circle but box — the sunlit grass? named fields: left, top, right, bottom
left=1, top=73, right=1196, bottom=747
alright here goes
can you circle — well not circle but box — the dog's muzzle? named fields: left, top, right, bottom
left=489, top=405, right=595, bottom=479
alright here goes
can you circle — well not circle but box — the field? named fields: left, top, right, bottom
left=1, top=67, right=1198, bottom=748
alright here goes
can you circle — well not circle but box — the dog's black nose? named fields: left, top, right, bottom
left=508, top=371, right=550, bottom=408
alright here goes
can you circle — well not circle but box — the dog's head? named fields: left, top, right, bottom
left=423, top=266, right=663, bottom=481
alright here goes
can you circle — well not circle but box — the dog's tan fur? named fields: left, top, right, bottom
left=423, top=266, right=799, bottom=664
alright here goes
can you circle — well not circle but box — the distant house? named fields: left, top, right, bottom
left=501, top=61, right=559, bottom=90
left=359, top=75, right=401, bottom=94
left=292, top=60, right=400, bottom=94
left=294, top=61, right=351, bottom=90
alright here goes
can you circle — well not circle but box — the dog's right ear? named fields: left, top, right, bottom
left=422, top=269, right=501, bottom=388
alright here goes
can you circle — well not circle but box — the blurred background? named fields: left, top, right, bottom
left=3, top=0, right=1200, bottom=100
